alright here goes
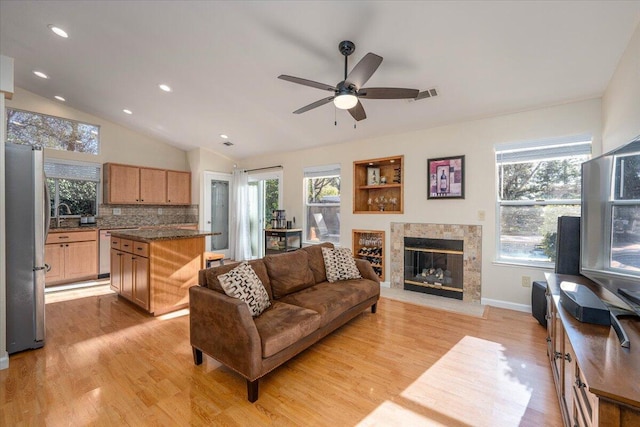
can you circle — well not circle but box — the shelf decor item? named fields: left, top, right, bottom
left=367, top=167, right=380, bottom=185
left=427, top=155, right=465, bottom=199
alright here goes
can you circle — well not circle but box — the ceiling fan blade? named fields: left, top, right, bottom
left=345, top=53, right=383, bottom=89
left=278, top=75, right=336, bottom=92
left=358, top=87, right=419, bottom=99
left=293, top=96, right=335, bottom=114
left=348, top=100, right=367, bottom=121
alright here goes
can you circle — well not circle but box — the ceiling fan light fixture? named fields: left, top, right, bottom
left=333, top=93, right=358, bottom=110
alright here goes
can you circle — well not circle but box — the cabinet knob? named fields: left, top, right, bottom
left=554, top=351, right=563, bottom=360
left=546, top=337, right=551, bottom=343
left=564, top=353, right=572, bottom=363
left=575, top=378, right=586, bottom=388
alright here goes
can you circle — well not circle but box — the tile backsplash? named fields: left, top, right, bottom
left=97, top=204, right=198, bottom=228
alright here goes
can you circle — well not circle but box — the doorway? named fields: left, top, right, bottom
left=248, top=170, right=282, bottom=258
left=203, top=172, right=231, bottom=259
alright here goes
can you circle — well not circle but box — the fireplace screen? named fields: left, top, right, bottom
left=404, top=237, right=464, bottom=300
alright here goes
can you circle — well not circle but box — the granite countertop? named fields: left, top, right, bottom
left=49, top=226, right=98, bottom=233
left=110, top=228, right=217, bottom=242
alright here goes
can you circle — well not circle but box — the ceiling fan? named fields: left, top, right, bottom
left=278, top=40, right=419, bottom=121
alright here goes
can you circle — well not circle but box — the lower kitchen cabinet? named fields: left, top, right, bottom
left=111, top=240, right=150, bottom=311
left=45, top=230, right=98, bottom=286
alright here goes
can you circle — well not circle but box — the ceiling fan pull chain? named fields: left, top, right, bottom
left=335, top=106, right=337, bottom=126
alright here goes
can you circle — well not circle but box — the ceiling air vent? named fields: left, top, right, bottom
left=415, top=87, right=439, bottom=101
left=222, top=141, right=234, bottom=147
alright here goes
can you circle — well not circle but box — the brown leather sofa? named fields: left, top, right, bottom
left=189, top=242, right=380, bottom=402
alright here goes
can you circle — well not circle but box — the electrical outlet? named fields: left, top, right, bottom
left=521, top=276, right=531, bottom=288
left=158, top=208, right=163, bottom=215
left=477, top=210, right=486, bottom=221
left=113, top=208, right=121, bottom=215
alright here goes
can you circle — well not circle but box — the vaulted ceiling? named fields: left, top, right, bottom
left=1, top=1, right=639, bottom=159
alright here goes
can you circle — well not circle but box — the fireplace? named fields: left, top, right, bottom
left=391, top=223, right=482, bottom=303
left=404, top=237, right=464, bottom=300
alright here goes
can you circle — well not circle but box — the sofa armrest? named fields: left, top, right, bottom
left=354, top=258, right=380, bottom=283
left=189, top=285, right=262, bottom=379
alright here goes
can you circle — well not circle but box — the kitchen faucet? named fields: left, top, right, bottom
left=56, top=203, right=72, bottom=228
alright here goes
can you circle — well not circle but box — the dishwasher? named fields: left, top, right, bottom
left=99, top=228, right=139, bottom=277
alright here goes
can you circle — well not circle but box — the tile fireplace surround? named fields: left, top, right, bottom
left=390, top=222, right=482, bottom=303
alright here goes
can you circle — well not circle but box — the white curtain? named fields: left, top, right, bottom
left=230, top=169, right=252, bottom=261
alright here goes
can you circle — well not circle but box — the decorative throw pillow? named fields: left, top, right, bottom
left=217, top=262, right=271, bottom=317
left=321, top=247, right=362, bottom=283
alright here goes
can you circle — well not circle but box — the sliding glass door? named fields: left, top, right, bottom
left=248, top=170, right=282, bottom=258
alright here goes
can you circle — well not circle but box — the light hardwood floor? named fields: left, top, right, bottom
left=1, top=288, right=561, bottom=426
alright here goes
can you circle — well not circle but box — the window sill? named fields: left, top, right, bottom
left=493, top=260, right=555, bottom=270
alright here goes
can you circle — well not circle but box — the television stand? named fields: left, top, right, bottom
left=545, top=273, right=640, bottom=426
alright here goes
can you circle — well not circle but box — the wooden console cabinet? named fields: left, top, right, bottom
left=104, top=162, right=191, bottom=205
left=545, top=273, right=640, bottom=427
left=45, top=229, right=98, bottom=286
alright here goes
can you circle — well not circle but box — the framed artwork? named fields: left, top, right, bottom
left=367, top=167, right=380, bottom=186
left=427, top=155, right=465, bottom=199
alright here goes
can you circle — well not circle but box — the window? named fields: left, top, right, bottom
left=7, top=108, right=100, bottom=154
left=46, top=160, right=101, bottom=218
left=304, top=164, right=340, bottom=244
left=496, top=136, right=591, bottom=266
left=610, top=149, right=640, bottom=272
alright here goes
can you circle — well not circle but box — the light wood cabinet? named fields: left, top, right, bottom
left=106, top=164, right=140, bottom=203
left=111, top=241, right=150, bottom=311
left=140, top=168, right=167, bottom=204
left=45, top=230, right=98, bottom=286
left=353, top=229, right=385, bottom=281
left=167, top=170, right=191, bottom=205
left=110, top=232, right=204, bottom=315
left=545, top=274, right=640, bottom=427
left=104, top=162, right=191, bottom=205
left=353, top=155, right=403, bottom=214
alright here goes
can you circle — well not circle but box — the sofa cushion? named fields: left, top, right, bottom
left=322, top=247, right=362, bottom=282
left=218, top=262, right=271, bottom=317
left=301, top=242, right=334, bottom=284
left=279, top=280, right=378, bottom=327
left=203, top=260, right=273, bottom=300
left=254, top=301, right=321, bottom=358
left=264, top=250, right=316, bottom=299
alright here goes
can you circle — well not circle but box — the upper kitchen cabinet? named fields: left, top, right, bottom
left=166, top=171, right=191, bottom=205
left=105, top=163, right=140, bottom=204
left=104, top=162, right=191, bottom=205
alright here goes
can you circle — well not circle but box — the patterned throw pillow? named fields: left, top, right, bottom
left=217, top=262, right=271, bottom=317
left=321, top=247, right=362, bottom=283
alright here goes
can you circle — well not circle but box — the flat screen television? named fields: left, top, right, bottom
left=581, top=135, right=640, bottom=314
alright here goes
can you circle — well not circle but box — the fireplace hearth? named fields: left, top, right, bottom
left=391, top=223, right=482, bottom=303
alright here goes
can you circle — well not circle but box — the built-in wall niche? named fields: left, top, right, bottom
left=353, top=155, right=404, bottom=214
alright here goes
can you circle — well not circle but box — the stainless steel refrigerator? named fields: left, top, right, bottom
left=5, top=143, right=50, bottom=354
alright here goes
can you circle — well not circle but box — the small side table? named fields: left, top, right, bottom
left=265, top=229, right=302, bottom=255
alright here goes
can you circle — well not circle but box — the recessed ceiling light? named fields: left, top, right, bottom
left=158, top=84, right=172, bottom=92
left=220, top=134, right=229, bottom=139
left=33, top=71, right=49, bottom=79
left=54, top=95, right=66, bottom=102
left=123, top=109, right=133, bottom=115
left=48, top=25, right=68, bottom=38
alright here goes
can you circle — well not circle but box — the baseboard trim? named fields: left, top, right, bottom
left=0, top=351, right=9, bottom=370
left=380, top=281, right=390, bottom=288
left=482, top=298, right=531, bottom=313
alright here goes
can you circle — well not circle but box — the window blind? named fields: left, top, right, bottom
left=496, top=135, right=592, bottom=164
left=303, top=163, right=341, bottom=178
left=45, top=159, right=101, bottom=182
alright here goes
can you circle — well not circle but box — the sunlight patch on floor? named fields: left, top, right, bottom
left=356, top=401, right=443, bottom=427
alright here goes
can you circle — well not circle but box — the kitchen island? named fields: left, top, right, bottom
left=110, top=228, right=214, bottom=315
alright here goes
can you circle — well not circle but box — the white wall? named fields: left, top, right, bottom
left=602, top=22, right=640, bottom=151
left=239, top=98, right=603, bottom=308
left=6, top=87, right=190, bottom=175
